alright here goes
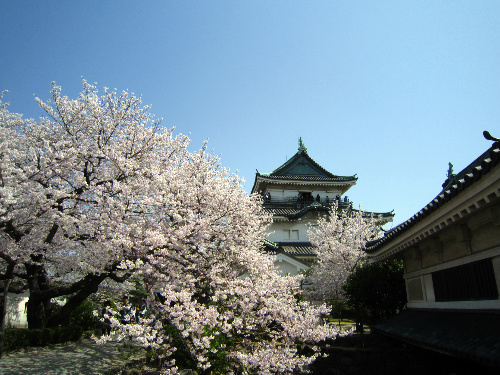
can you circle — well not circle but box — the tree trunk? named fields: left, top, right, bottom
left=354, top=303, right=364, bottom=333
left=46, top=273, right=107, bottom=328
left=24, top=260, right=128, bottom=329
left=355, top=321, right=364, bottom=333
left=25, top=261, right=51, bottom=329
left=0, top=258, right=17, bottom=358
left=0, top=279, right=11, bottom=358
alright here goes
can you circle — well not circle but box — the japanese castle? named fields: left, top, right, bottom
left=251, top=138, right=394, bottom=276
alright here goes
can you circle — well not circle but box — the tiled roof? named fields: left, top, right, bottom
left=265, top=205, right=394, bottom=221
left=287, top=205, right=329, bottom=219
left=263, top=238, right=279, bottom=250
left=351, top=208, right=395, bottom=219
left=263, top=204, right=330, bottom=219
left=270, top=147, right=350, bottom=178
left=373, top=309, right=500, bottom=368
left=258, top=174, right=357, bottom=182
left=251, top=140, right=357, bottom=194
left=279, top=242, right=317, bottom=256
left=266, top=207, right=303, bottom=216
left=262, top=240, right=317, bottom=256
left=366, top=138, right=500, bottom=254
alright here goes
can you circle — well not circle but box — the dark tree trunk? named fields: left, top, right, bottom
left=0, top=257, right=16, bottom=358
left=23, top=257, right=130, bottom=329
left=355, top=321, right=364, bottom=333
left=46, top=273, right=107, bottom=328
left=354, top=303, right=365, bottom=333
left=0, top=279, right=11, bottom=358
left=25, top=261, right=51, bottom=329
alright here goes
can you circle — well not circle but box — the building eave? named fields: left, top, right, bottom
left=367, top=141, right=500, bottom=261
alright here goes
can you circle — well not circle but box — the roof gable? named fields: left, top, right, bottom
left=270, top=150, right=336, bottom=178
left=259, top=138, right=355, bottom=180
left=251, top=138, right=358, bottom=194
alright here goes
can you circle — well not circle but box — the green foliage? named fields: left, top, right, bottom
left=294, top=291, right=305, bottom=303
left=343, top=258, right=407, bottom=325
left=128, top=276, right=150, bottom=306
left=3, top=326, right=82, bottom=352
left=161, top=323, right=197, bottom=370
left=328, top=300, right=353, bottom=320
left=69, top=299, right=100, bottom=331
left=146, top=323, right=234, bottom=373
left=203, top=326, right=232, bottom=374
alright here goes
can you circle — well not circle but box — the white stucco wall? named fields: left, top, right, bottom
left=266, top=188, right=342, bottom=202
left=267, top=220, right=311, bottom=242
left=5, top=291, right=29, bottom=328
left=274, top=254, right=309, bottom=276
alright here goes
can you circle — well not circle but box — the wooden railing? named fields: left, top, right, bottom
left=262, top=197, right=351, bottom=209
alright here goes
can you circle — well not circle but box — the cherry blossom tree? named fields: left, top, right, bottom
left=1, top=82, right=346, bottom=372
left=0, top=91, right=29, bottom=356
left=0, top=81, right=192, bottom=329
left=96, top=137, right=344, bottom=374
left=305, top=203, right=379, bottom=304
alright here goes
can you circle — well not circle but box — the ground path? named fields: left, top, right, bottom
left=0, top=339, right=144, bottom=375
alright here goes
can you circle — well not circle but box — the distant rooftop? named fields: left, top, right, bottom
left=252, top=137, right=357, bottom=193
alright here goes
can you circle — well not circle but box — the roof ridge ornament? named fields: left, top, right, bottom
left=447, top=162, right=455, bottom=179
left=298, top=137, right=307, bottom=152
left=442, top=162, right=456, bottom=189
left=484, top=130, right=500, bottom=145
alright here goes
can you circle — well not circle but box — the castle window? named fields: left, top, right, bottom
left=284, top=230, right=299, bottom=240
left=432, top=258, right=498, bottom=302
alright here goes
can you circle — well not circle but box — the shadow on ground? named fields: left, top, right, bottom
left=309, top=332, right=499, bottom=375
left=0, top=339, right=144, bottom=375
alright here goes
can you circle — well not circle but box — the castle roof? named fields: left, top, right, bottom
left=266, top=204, right=394, bottom=221
left=251, top=138, right=357, bottom=194
left=263, top=240, right=317, bottom=257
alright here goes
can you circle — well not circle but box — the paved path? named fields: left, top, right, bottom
left=0, top=339, right=144, bottom=375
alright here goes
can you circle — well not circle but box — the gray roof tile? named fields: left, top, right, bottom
left=373, top=309, right=500, bottom=368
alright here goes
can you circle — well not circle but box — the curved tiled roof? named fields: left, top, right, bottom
left=251, top=140, right=357, bottom=194
left=264, top=204, right=334, bottom=219
left=265, top=204, right=394, bottom=221
left=265, top=147, right=356, bottom=180
left=266, top=207, right=303, bottom=216
left=263, top=240, right=317, bottom=256
left=257, top=174, right=356, bottom=182
left=366, top=139, right=500, bottom=254
left=263, top=238, right=279, bottom=250
left=280, top=242, right=317, bottom=256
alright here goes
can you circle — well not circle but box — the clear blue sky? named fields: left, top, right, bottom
left=1, top=1, right=499, bottom=228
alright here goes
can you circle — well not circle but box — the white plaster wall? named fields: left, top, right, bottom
left=423, top=273, right=434, bottom=303
left=274, top=254, right=309, bottom=276
left=408, top=298, right=500, bottom=310
left=5, top=291, right=29, bottom=328
left=267, top=189, right=342, bottom=202
left=267, top=221, right=311, bottom=242
left=267, top=189, right=284, bottom=200
left=283, top=190, right=299, bottom=200
left=275, top=259, right=302, bottom=276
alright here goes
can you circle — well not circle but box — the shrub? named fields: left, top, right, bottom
left=343, top=258, right=406, bottom=327
left=3, top=326, right=83, bottom=352
left=69, top=299, right=100, bottom=331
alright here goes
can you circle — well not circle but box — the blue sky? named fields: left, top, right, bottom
left=1, top=1, right=499, bottom=227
